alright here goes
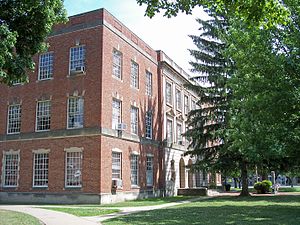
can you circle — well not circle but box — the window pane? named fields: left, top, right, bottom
left=70, top=46, right=86, bottom=72
left=166, top=82, right=172, bottom=105
left=167, top=120, right=173, bottom=143
left=131, top=61, right=139, bottom=88
left=68, top=97, right=84, bottom=129
left=65, top=151, right=82, bottom=187
left=38, top=52, right=53, bottom=80
left=112, top=99, right=121, bottom=129
left=131, top=107, right=138, bottom=135
left=7, top=104, right=21, bottom=134
left=113, top=49, right=122, bottom=79
left=146, top=156, right=153, bottom=186
left=36, top=101, right=51, bottom=131
left=33, top=153, right=49, bottom=187
left=112, top=152, right=121, bottom=179
left=176, top=89, right=182, bottom=110
left=131, top=155, right=138, bottom=186
left=146, top=71, right=152, bottom=96
left=145, top=111, right=152, bottom=139
left=3, top=152, right=19, bottom=187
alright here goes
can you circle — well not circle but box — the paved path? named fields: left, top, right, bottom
left=0, top=205, right=100, bottom=225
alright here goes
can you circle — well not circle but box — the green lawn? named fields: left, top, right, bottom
left=103, top=195, right=300, bottom=225
left=39, top=207, right=119, bottom=217
left=279, top=187, right=300, bottom=192
left=0, top=209, right=42, bottom=225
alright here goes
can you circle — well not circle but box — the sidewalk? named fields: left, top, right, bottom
left=0, top=205, right=100, bottom=225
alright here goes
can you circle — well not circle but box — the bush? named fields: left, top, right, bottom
left=225, top=184, right=231, bottom=191
left=254, top=180, right=272, bottom=194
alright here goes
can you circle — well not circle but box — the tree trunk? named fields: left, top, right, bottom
left=240, top=162, right=250, bottom=196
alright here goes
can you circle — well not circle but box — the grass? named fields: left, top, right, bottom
left=279, top=187, right=300, bottom=192
left=0, top=209, right=42, bottom=225
left=39, top=207, right=119, bottom=217
left=103, top=195, right=300, bottom=225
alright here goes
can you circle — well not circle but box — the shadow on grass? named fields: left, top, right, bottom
left=103, top=204, right=300, bottom=225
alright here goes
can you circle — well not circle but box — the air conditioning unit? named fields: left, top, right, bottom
left=112, top=179, right=123, bottom=188
left=70, top=66, right=85, bottom=75
left=117, top=179, right=123, bottom=188
left=117, top=123, right=127, bottom=131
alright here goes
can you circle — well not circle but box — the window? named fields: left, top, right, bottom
left=113, top=49, right=122, bottom=79
left=146, top=71, right=152, bottom=96
left=33, top=153, right=49, bottom=187
left=184, top=95, right=189, bottom=114
left=191, top=99, right=196, bottom=110
left=38, top=52, right=53, bottom=80
left=11, top=79, right=22, bottom=85
left=68, top=97, right=84, bottom=129
left=177, top=123, right=183, bottom=145
left=70, top=45, right=86, bottom=72
left=112, top=99, right=121, bottom=129
left=112, top=152, right=122, bottom=179
left=131, top=106, right=138, bottom=135
left=145, top=111, right=153, bottom=139
left=2, top=151, right=19, bottom=187
left=36, top=100, right=51, bottom=131
left=146, top=156, right=153, bottom=186
left=166, top=82, right=172, bottom=105
left=7, top=104, right=21, bottom=134
left=131, top=154, right=139, bottom=186
left=167, top=119, right=173, bottom=143
left=131, top=61, right=139, bottom=88
left=176, top=89, right=182, bottom=110
left=65, top=151, right=82, bottom=187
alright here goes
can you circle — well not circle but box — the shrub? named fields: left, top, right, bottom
left=254, top=180, right=272, bottom=194
left=225, top=184, right=231, bottom=191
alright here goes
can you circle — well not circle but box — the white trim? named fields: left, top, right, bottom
left=131, top=151, right=140, bottom=155
left=146, top=153, right=154, bottom=157
left=6, top=104, right=21, bottom=135
left=112, top=148, right=122, bottom=153
left=38, top=52, right=54, bottom=81
left=2, top=150, right=20, bottom=188
left=32, top=149, right=50, bottom=154
left=64, top=147, right=83, bottom=153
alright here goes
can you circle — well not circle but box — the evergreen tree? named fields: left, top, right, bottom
left=185, top=9, right=236, bottom=183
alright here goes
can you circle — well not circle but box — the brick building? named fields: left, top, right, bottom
left=0, top=8, right=210, bottom=204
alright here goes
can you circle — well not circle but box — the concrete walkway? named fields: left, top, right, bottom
left=0, top=205, right=100, bottom=225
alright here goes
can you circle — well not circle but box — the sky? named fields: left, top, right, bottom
left=64, top=0, right=209, bottom=74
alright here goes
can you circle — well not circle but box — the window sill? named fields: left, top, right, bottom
left=64, top=186, right=82, bottom=190
left=2, top=186, right=18, bottom=190
left=32, top=186, right=49, bottom=190
left=36, top=78, right=53, bottom=82
left=35, top=129, right=50, bottom=133
left=7, top=132, right=20, bottom=135
left=67, top=126, right=84, bottom=130
left=68, top=72, right=86, bottom=78
left=112, top=76, right=123, bottom=82
left=131, top=185, right=140, bottom=189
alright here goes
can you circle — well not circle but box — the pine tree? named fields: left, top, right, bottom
left=185, top=8, right=236, bottom=182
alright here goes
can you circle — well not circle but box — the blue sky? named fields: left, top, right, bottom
left=64, top=0, right=208, bottom=73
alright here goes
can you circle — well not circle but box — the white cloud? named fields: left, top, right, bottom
left=64, top=0, right=208, bottom=74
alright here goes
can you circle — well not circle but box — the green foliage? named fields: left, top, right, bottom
left=136, top=0, right=289, bottom=27
left=0, top=0, right=67, bottom=85
left=254, top=180, right=272, bottom=194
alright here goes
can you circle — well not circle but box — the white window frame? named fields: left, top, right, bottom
left=175, top=88, right=182, bottom=111
left=177, top=123, right=183, bottom=145
left=131, top=106, right=138, bottom=135
left=184, top=95, right=189, bottom=114
left=67, top=96, right=84, bottom=129
left=131, top=60, right=139, bottom=89
left=112, top=151, right=122, bottom=180
left=2, top=150, right=20, bottom=188
left=166, top=82, right=172, bottom=105
left=130, top=154, right=139, bottom=186
left=35, top=100, right=51, bottom=132
left=32, top=149, right=49, bottom=188
left=167, top=119, right=173, bottom=144
left=113, top=49, right=122, bottom=79
left=38, top=52, right=54, bottom=80
left=65, top=147, right=83, bottom=188
left=146, top=155, right=154, bottom=187
left=145, top=111, right=153, bottom=139
left=145, top=70, right=152, bottom=96
left=69, top=45, right=86, bottom=74
left=7, top=104, right=21, bottom=134
left=112, top=99, right=122, bottom=129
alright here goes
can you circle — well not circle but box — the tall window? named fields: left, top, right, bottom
left=130, top=154, right=139, bottom=186
left=167, top=119, right=173, bottom=143
left=3, top=151, right=19, bottom=187
left=145, top=111, right=153, bottom=139
left=68, top=97, right=84, bottom=129
left=131, top=61, right=139, bottom=88
left=191, top=99, right=196, bottom=110
left=33, top=153, right=49, bottom=187
left=113, top=49, right=122, bottom=79
left=70, top=45, right=86, bottom=72
left=65, top=151, right=82, bottom=187
left=38, top=52, right=53, bottom=80
left=146, top=156, right=153, bottom=186
left=131, top=106, right=138, bottom=135
left=112, top=152, right=122, bottom=179
left=176, top=89, right=182, bottom=110
left=177, top=123, right=183, bottom=145
left=112, top=99, right=121, bottom=129
left=7, top=104, right=21, bottom=134
left=36, top=100, right=51, bottom=131
left=166, top=82, right=172, bottom=105
left=146, top=71, right=152, bottom=96
left=184, top=95, right=189, bottom=114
